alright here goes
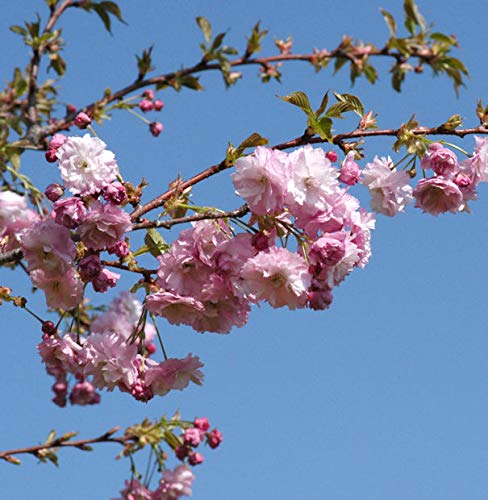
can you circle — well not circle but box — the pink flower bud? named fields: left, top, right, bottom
left=193, top=417, right=210, bottom=432
left=175, top=445, right=190, bottom=460
left=153, top=100, right=164, bottom=111
left=78, top=254, right=103, bottom=282
left=325, top=151, right=338, bottom=162
left=53, top=197, right=87, bottom=228
left=131, top=381, right=154, bottom=402
left=206, top=428, right=223, bottom=449
left=92, top=268, right=120, bottom=292
left=45, top=149, right=58, bottom=163
left=339, top=152, right=361, bottom=186
left=183, top=428, right=202, bottom=447
left=188, top=452, right=204, bottom=466
left=149, top=121, right=163, bottom=137
left=103, top=182, right=127, bottom=205
left=45, top=183, right=65, bottom=202
left=69, top=381, right=101, bottom=406
left=66, top=103, right=77, bottom=114
left=52, top=381, right=67, bottom=395
left=74, top=112, right=91, bottom=128
left=107, top=240, right=130, bottom=259
left=49, top=134, right=67, bottom=150
left=139, top=99, right=154, bottom=112
left=145, top=342, right=157, bottom=355
left=143, top=89, right=154, bottom=100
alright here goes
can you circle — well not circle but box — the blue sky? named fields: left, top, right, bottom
left=1, top=1, right=488, bottom=499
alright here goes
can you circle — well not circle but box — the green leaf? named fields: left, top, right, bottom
left=180, top=75, right=203, bottom=91
left=325, top=101, right=352, bottom=118
left=315, top=91, right=329, bottom=117
left=333, top=56, right=348, bottom=75
left=380, top=8, right=396, bottom=37
left=196, top=16, right=212, bottom=43
left=144, top=229, right=168, bottom=257
left=245, top=21, right=268, bottom=57
left=136, top=46, right=154, bottom=79
left=236, top=132, right=268, bottom=155
left=363, top=64, right=378, bottom=84
left=211, top=32, right=226, bottom=51
left=278, top=91, right=313, bottom=115
left=333, top=92, right=364, bottom=116
left=99, top=1, right=125, bottom=25
left=430, top=32, right=457, bottom=46
left=439, top=114, right=462, bottom=130
left=9, top=25, right=27, bottom=36
left=404, top=0, right=426, bottom=33
left=48, top=54, right=66, bottom=76
left=314, top=116, right=333, bottom=141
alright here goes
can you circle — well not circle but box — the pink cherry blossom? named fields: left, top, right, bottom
left=362, top=156, right=413, bottom=216
left=56, top=134, right=118, bottom=195
left=77, top=201, right=131, bottom=250
left=21, top=219, right=76, bottom=276
left=30, top=267, right=84, bottom=310
left=145, top=354, right=204, bottom=397
left=153, top=465, right=194, bottom=499
left=115, top=479, right=153, bottom=500
left=206, top=428, right=223, bottom=449
left=83, top=331, right=139, bottom=391
left=421, top=143, right=459, bottom=177
left=286, top=145, right=340, bottom=217
left=232, top=146, right=289, bottom=215
left=53, top=197, right=86, bottom=228
left=241, top=246, right=311, bottom=309
left=413, top=176, right=464, bottom=215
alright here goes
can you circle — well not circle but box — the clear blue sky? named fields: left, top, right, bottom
left=2, top=1, right=488, bottom=499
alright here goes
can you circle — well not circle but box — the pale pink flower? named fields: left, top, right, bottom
left=350, top=209, right=376, bottom=268
left=83, top=331, right=139, bottom=391
left=115, top=479, right=153, bottom=500
left=21, top=219, right=76, bottom=276
left=154, top=465, right=194, bottom=499
left=193, top=417, right=210, bottom=431
left=145, top=354, right=204, bottom=396
left=362, top=156, right=413, bottom=216
left=30, top=267, right=84, bottom=310
left=461, top=136, right=488, bottom=184
left=241, top=246, right=311, bottom=309
left=232, top=146, right=289, bottom=215
left=0, top=191, right=39, bottom=251
left=421, top=143, right=459, bottom=177
left=413, top=176, right=464, bottom=215
left=77, top=201, right=131, bottom=250
left=56, top=134, right=118, bottom=195
left=286, top=145, right=340, bottom=217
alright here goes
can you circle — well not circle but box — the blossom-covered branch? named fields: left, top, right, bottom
left=130, top=124, right=488, bottom=221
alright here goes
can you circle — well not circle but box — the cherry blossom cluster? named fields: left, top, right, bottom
left=145, top=145, right=375, bottom=333
left=37, top=292, right=204, bottom=406
left=116, top=466, right=195, bottom=500
left=21, top=133, right=132, bottom=310
left=115, top=416, right=222, bottom=499
left=363, top=138, right=488, bottom=217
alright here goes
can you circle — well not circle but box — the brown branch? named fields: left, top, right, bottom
left=31, top=46, right=426, bottom=143
left=25, top=0, right=85, bottom=143
left=0, top=426, right=132, bottom=463
left=0, top=249, right=22, bottom=266
left=131, top=204, right=250, bottom=231
left=101, top=260, right=157, bottom=278
left=130, top=125, right=488, bottom=221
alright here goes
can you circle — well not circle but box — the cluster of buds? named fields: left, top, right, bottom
left=175, top=417, right=223, bottom=466
left=138, top=89, right=164, bottom=137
